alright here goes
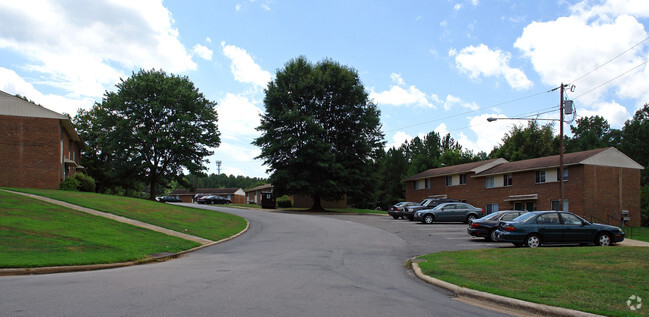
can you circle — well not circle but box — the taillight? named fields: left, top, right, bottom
left=471, top=223, right=479, bottom=228
left=480, top=208, right=484, bottom=215
left=504, top=225, right=515, bottom=232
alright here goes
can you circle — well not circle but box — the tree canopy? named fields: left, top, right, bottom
left=253, top=57, right=384, bottom=210
left=489, top=120, right=558, bottom=161
left=74, top=69, right=220, bottom=199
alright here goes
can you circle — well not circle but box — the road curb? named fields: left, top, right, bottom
left=411, top=261, right=604, bottom=317
left=0, top=217, right=250, bottom=277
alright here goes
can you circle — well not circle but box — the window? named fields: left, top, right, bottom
left=556, top=168, right=569, bottom=181
left=561, top=213, right=582, bottom=225
left=503, top=174, right=512, bottom=186
left=445, top=176, right=453, bottom=186
left=551, top=200, right=569, bottom=211
left=486, top=203, right=498, bottom=214
left=525, top=202, right=534, bottom=211
left=413, top=181, right=419, bottom=190
left=501, top=213, right=519, bottom=221
left=536, top=213, right=560, bottom=225
left=425, top=179, right=431, bottom=189
left=459, top=174, right=466, bottom=185
left=535, top=171, right=546, bottom=183
left=486, top=176, right=495, bottom=188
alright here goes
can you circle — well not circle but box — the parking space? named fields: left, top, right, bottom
left=318, top=214, right=509, bottom=257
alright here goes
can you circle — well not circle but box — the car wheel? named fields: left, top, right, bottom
left=595, top=233, right=612, bottom=246
left=488, top=229, right=498, bottom=242
left=392, top=215, right=399, bottom=219
left=466, top=214, right=477, bottom=224
left=423, top=214, right=434, bottom=224
left=525, top=234, right=541, bottom=248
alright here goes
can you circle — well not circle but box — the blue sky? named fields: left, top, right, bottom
left=1, top=0, right=648, bottom=178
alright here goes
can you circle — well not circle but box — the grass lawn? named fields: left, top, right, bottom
left=626, top=226, right=649, bottom=242
left=6, top=188, right=248, bottom=241
left=417, top=247, right=649, bottom=317
left=0, top=191, right=200, bottom=268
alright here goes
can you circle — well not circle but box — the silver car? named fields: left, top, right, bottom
left=414, top=202, right=484, bottom=224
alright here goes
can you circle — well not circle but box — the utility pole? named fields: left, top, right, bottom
left=559, top=83, right=565, bottom=211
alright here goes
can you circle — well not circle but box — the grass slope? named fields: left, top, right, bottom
left=0, top=191, right=200, bottom=268
left=7, top=188, right=247, bottom=241
left=418, top=247, right=649, bottom=317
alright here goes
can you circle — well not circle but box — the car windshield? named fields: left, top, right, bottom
left=395, top=202, right=406, bottom=207
left=419, top=200, right=431, bottom=206
left=483, top=212, right=504, bottom=221
left=512, top=212, right=536, bottom=223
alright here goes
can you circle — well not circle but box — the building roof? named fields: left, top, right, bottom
left=403, top=158, right=508, bottom=182
left=474, top=147, right=643, bottom=177
left=245, top=184, right=273, bottom=192
left=0, top=90, right=82, bottom=142
left=170, top=188, right=244, bottom=195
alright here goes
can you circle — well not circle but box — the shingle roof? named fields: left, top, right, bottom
left=403, top=158, right=507, bottom=181
left=245, top=184, right=273, bottom=192
left=474, top=147, right=643, bottom=177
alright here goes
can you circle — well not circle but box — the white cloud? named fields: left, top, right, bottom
left=217, top=93, right=263, bottom=141
left=576, top=101, right=630, bottom=127
left=454, top=4, right=463, bottom=11
left=450, top=44, right=533, bottom=90
left=459, top=114, right=515, bottom=153
left=370, top=73, right=434, bottom=107
left=0, top=0, right=196, bottom=102
left=221, top=42, right=272, bottom=88
left=514, top=0, right=649, bottom=128
left=386, top=131, right=414, bottom=149
left=192, top=44, right=213, bottom=61
left=208, top=142, right=265, bottom=176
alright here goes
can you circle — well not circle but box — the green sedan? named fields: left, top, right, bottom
left=495, top=211, right=625, bottom=248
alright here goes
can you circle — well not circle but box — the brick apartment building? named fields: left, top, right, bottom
left=404, top=147, right=643, bottom=226
left=0, top=90, right=84, bottom=189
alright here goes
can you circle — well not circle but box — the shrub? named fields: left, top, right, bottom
left=277, top=195, right=292, bottom=208
left=59, top=177, right=80, bottom=191
left=59, top=173, right=96, bottom=192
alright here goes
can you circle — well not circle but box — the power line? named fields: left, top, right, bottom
left=571, top=36, right=649, bottom=84
left=385, top=90, right=551, bottom=133
left=573, top=58, right=649, bottom=100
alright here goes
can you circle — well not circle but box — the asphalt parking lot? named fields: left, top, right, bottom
left=318, top=214, right=509, bottom=257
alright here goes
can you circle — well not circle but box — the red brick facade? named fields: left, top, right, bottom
left=0, top=115, right=83, bottom=189
left=405, top=149, right=642, bottom=226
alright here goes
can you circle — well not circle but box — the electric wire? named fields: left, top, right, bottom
left=570, top=36, right=649, bottom=84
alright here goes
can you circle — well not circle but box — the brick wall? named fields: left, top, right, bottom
left=0, top=115, right=62, bottom=189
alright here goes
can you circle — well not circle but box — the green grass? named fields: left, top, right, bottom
left=0, top=191, right=201, bottom=268
left=6, top=188, right=247, bottom=241
left=417, top=247, right=649, bottom=317
left=625, top=226, right=649, bottom=242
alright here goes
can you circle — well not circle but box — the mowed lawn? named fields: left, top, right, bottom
left=6, top=188, right=248, bottom=241
left=0, top=190, right=201, bottom=268
left=418, top=247, right=649, bottom=317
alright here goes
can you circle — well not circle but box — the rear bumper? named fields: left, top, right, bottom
left=467, top=227, right=488, bottom=237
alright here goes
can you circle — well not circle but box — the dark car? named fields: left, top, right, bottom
left=403, top=198, right=459, bottom=221
left=467, top=210, right=527, bottom=241
left=197, top=195, right=232, bottom=205
left=387, top=202, right=417, bottom=219
left=156, top=195, right=181, bottom=203
left=413, top=202, right=484, bottom=224
left=495, top=211, right=625, bottom=248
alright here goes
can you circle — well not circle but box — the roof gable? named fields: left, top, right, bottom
left=0, top=90, right=68, bottom=120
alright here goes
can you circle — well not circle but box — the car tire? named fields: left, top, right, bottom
left=595, top=233, right=612, bottom=246
left=423, top=214, right=434, bottom=224
left=392, top=215, right=399, bottom=219
left=488, top=229, right=498, bottom=242
left=524, top=234, right=541, bottom=248
left=465, top=214, right=477, bottom=224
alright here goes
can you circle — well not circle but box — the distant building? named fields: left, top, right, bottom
left=169, top=188, right=245, bottom=204
left=244, top=184, right=274, bottom=204
left=403, top=148, right=643, bottom=226
left=0, top=90, right=84, bottom=189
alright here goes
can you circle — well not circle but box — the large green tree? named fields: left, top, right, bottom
left=565, top=115, right=619, bottom=153
left=489, top=120, right=558, bottom=161
left=74, top=69, right=220, bottom=199
left=253, top=57, right=384, bottom=210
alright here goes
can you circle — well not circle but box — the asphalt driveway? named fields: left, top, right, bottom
left=0, top=205, right=511, bottom=317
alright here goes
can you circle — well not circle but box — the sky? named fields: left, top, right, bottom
left=1, top=0, right=649, bottom=178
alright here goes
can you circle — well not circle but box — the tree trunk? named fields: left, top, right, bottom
left=309, top=194, right=326, bottom=212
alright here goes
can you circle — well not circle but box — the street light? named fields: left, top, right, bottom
left=487, top=84, right=573, bottom=211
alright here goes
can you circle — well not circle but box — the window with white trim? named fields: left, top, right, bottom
left=486, top=176, right=495, bottom=188
left=535, top=171, right=546, bottom=183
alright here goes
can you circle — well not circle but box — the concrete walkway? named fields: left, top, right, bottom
left=2, top=189, right=213, bottom=245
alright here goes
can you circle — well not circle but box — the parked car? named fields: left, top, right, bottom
left=387, top=202, right=418, bottom=219
left=156, top=196, right=181, bottom=203
left=467, top=210, right=527, bottom=241
left=413, top=202, right=484, bottom=224
left=197, top=195, right=232, bottom=205
left=403, top=198, right=459, bottom=221
left=495, top=211, right=626, bottom=248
